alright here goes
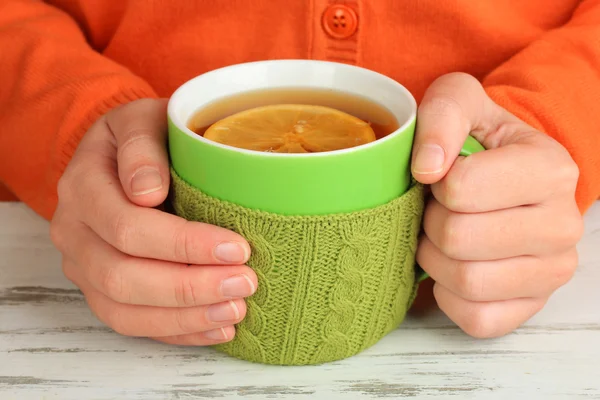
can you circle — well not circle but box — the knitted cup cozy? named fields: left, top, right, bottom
left=170, top=168, right=424, bottom=365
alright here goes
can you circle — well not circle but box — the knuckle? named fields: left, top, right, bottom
left=112, top=98, right=154, bottom=115
left=489, top=120, right=530, bottom=145
left=438, top=164, right=472, bottom=211
left=106, top=100, right=139, bottom=124
left=106, top=307, right=132, bottom=336
left=443, top=72, right=480, bottom=87
left=174, top=275, right=199, bottom=307
left=49, top=219, right=65, bottom=252
left=420, top=94, right=463, bottom=118
left=567, top=215, right=585, bottom=244
left=454, top=262, right=485, bottom=301
left=100, top=265, right=125, bottom=302
left=461, top=306, right=497, bottom=339
left=61, top=259, right=75, bottom=282
left=116, top=129, right=153, bottom=157
left=60, top=160, right=93, bottom=203
left=438, top=214, right=469, bottom=260
left=174, top=309, right=196, bottom=334
left=556, top=213, right=584, bottom=247
left=173, top=222, right=200, bottom=262
left=552, top=251, right=578, bottom=288
left=556, top=156, right=580, bottom=187
left=111, top=211, right=136, bottom=253
left=79, top=244, right=96, bottom=276
left=56, top=174, right=74, bottom=204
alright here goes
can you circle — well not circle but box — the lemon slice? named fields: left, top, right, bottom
left=203, top=104, right=376, bottom=153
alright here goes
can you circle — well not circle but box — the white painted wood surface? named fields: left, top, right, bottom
left=1, top=202, right=599, bottom=400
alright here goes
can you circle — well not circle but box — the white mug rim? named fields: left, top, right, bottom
left=167, top=59, right=417, bottom=158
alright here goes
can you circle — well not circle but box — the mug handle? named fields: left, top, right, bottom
left=415, top=135, right=486, bottom=283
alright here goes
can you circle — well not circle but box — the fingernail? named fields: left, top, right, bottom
left=214, top=242, right=247, bottom=263
left=204, top=327, right=228, bottom=341
left=131, top=167, right=163, bottom=196
left=207, top=300, right=239, bottom=322
left=221, top=274, right=256, bottom=298
left=413, top=144, right=445, bottom=174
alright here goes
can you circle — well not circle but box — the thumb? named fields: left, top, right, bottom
left=105, top=98, right=170, bottom=208
left=411, top=73, right=496, bottom=184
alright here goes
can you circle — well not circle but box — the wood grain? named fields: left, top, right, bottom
left=1, top=202, right=599, bottom=399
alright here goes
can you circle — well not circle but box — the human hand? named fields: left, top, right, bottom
left=412, top=73, right=583, bottom=338
left=50, top=99, right=258, bottom=345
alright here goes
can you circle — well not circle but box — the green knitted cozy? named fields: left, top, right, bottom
left=170, top=169, right=425, bottom=366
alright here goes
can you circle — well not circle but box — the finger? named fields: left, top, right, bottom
left=423, top=198, right=583, bottom=260
left=79, top=278, right=247, bottom=337
left=417, top=236, right=577, bottom=301
left=60, top=220, right=257, bottom=307
left=65, top=107, right=250, bottom=265
left=65, top=145, right=250, bottom=264
left=430, top=133, right=579, bottom=212
left=434, top=284, right=547, bottom=338
left=152, top=326, right=236, bottom=345
left=106, top=98, right=170, bottom=207
left=412, top=73, right=497, bottom=184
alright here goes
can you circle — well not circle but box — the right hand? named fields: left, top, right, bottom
left=50, top=99, right=258, bottom=346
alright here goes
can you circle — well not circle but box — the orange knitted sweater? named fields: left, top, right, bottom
left=1, top=0, right=599, bottom=219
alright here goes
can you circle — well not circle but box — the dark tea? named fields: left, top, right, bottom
left=187, top=87, right=400, bottom=153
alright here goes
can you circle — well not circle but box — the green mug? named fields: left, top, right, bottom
left=168, top=60, right=484, bottom=365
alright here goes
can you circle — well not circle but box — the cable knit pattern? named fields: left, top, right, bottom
left=170, top=168, right=424, bottom=365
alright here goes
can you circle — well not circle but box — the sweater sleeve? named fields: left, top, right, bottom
left=0, top=0, right=158, bottom=220
left=483, top=0, right=600, bottom=214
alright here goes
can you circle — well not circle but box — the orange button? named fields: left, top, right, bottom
left=322, top=4, right=358, bottom=39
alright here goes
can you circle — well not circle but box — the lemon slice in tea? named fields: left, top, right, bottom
left=203, top=104, right=376, bottom=153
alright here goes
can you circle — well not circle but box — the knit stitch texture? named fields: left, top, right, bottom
left=170, top=169, right=425, bottom=365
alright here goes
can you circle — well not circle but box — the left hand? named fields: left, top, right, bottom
left=412, top=72, right=584, bottom=338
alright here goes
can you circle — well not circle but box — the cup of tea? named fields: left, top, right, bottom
left=167, top=60, right=483, bottom=365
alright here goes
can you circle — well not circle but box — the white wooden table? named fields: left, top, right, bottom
left=1, top=202, right=599, bottom=400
